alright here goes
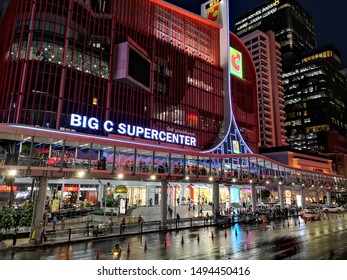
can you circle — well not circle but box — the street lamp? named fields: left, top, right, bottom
left=4, top=169, right=17, bottom=207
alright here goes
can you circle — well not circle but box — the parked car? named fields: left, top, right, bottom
left=302, top=209, right=321, bottom=221
left=300, top=206, right=319, bottom=217
left=322, top=205, right=344, bottom=213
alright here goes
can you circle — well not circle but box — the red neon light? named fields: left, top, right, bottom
left=63, top=186, right=78, bottom=192
left=0, top=186, right=18, bottom=192
left=187, top=114, right=198, bottom=122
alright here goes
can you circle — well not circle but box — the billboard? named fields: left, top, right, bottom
left=233, top=140, right=240, bottom=154
left=230, top=47, right=243, bottom=79
left=204, top=0, right=222, bottom=24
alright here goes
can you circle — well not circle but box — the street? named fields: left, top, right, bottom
left=1, top=214, right=346, bottom=260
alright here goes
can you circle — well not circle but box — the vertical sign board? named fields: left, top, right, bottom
left=204, top=0, right=222, bottom=24
left=232, top=140, right=240, bottom=154
left=120, top=198, right=127, bottom=214
left=285, top=190, right=292, bottom=205
left=230, top=47, right=243, bottom=79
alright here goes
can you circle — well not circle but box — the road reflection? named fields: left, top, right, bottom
left=1, top=215, right=347, bottom=260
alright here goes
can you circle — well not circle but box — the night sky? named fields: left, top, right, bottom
left=166, top=0, right=347, bottom=69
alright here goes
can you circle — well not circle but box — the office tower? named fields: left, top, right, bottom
left=283, top=45, right=347, bottom=154
left=235, top=0, right=316, bottom=71
left=240, top=30, right=286, bottom=148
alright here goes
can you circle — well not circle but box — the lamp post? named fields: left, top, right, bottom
left=4, top=169, right=17, bottom=208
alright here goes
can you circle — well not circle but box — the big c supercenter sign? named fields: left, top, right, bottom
left=230, top=47, right=243, bottom=79
left=70, top=114, right=197, bottom=147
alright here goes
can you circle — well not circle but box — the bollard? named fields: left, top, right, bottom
left=224, top=230, right=227, bottom=238
left=96, top=249, right=100, bottom=260
left=144, top=241, right=147, bottom=251
left=235, top=229, right=238, bottom=236
left=164, top=238, right=167, bottom=248
left=272, top=224, right=275, bottom=230
left=197, top=233, right=200, bottom=242
left=181, top=236, right=184, bottom=245
left=211, top=232, right=214, bottom=239
left=127, top=243, right=131, bottom=253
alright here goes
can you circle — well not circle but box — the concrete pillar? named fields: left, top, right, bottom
left=326, top=190, right=331, bottom=206
left=300, top=187, right=306, bottom=209
left=251, top=185, right=257, bottom=212
left=212, top=182, right=219, bottom=216
left=160, top=180, right=168, bottom=223
left=98, top=181, right=104, bottom=203
left=146, top=186, right=150, bottom=206
left=278, top=184, right=284, bottom=210
left=180, top=185, right=187, bottom=204
left=29, top=177, right=47, bottom=244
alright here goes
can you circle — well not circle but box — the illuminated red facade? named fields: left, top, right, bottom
left=0, top=0, right=224, bottom=149
left=230, top=33, right=259, bottom=153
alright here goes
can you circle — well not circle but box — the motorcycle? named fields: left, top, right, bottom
left=109, top=247, right=122, bottom=260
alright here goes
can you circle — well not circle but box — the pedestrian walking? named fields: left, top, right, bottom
left=84, top=222, right=90, bottom=236
left=108, top=218, right=113, bottom=234
left=61, top=217, right=65, bottom=230
left=12, top=228, right=18, bottom=245
left=52, top=215, right=57, bottom=230
left=168, top=205, right=173, bottom=219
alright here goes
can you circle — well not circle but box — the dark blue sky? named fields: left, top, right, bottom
left=166, top=0, right=347, bottom=69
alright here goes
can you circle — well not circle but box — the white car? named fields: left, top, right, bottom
left=322, top=205, right=344, bottom=213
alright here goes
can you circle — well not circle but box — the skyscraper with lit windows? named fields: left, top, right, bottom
left=235, top=0, right=316, bottom=71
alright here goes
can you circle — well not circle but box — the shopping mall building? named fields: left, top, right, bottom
left=0, top=0, right=346, bottom=227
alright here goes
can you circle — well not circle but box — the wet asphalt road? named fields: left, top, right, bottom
left=1, top=214, right=347, bottom=260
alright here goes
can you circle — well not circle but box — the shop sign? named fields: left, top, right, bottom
left=0, top=185, right=17, bottom=192
left=70, top=113, right=197, bottom=147
left=204, top=0, right=222, bottom=24
left=230, top=47, right=243, bottom=79
left=120, top=198, right=127, bottom=215
left=63, top=186, right=78, bottom=192
left=79, top=187, right=97, bottom=191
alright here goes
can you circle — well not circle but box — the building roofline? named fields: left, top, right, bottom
left=150, top=0, right=222, bottom=29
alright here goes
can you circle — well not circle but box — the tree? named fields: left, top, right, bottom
left=0, top=208, right=16, bottom=230
left=101, top=197, right=119, bottom=207
left=257, top=189, right=271, bottom=201
left=19, top=203, right=33, bottom=227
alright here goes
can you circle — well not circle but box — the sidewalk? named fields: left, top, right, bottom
left=0, top=214, right=214, bottom=252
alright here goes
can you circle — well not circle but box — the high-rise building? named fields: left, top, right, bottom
left=283, top=45, right=347, bottom=154
left=240, top=30, right=286, bottom=148
left=235, top=0, right=316, bottom=71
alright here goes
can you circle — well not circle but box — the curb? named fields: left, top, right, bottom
left=7, top=223, right=215, bottom=251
